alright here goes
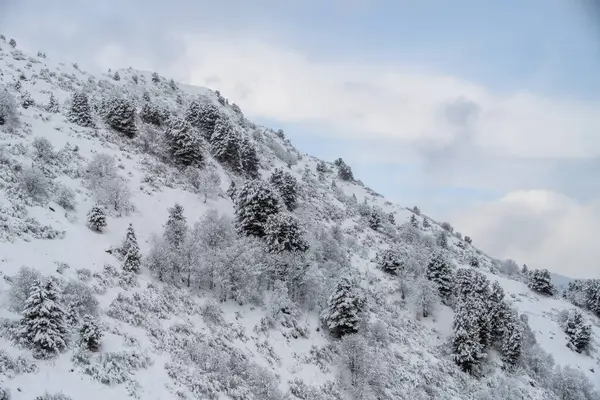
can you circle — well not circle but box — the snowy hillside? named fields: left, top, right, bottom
left=0, top=34, right=599, bottom=400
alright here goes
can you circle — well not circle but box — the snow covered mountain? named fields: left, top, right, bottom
left=0, top=34, right=599, bottom=400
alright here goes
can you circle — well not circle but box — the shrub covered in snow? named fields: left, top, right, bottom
left=53, top=184, right=76, bottom=210
left=0, top=87, right=19, bottom=129
left=32, top=137, right=54, bottom=161
left=18, top=166, right=50, bottom=202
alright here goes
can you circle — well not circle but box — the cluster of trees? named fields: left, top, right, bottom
left=451, top=269, right=523, bottom=374
left=16, top=275, right=103, bottom=359
left=564, top=278, right=600, bottom=317
left=333, top=158, right=353, bottom=181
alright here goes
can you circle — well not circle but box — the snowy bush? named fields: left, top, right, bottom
left=0, top=349, right=38, bottom=377
left=18, top=166, right=50, bottom=202
left=53, top=184, right=76, bottom=210
left=527, top=268, right=555, bottom=296
left=8, top=266, right=43, bottom=312
left=80, top=315, right=103, bottom=351
left=62, top=280, right=99, bottom=318
left=200, top=299, right=224, bottom=325
left=34, top=393, right=72, bottom=400
left=264, top=213, right=309, bottom=253
left=81, top=350, right=152, bottom=386
left=551, top=365, right=599, bottom=400
left=184, top=166, right=221, bottom=202
left=32, top=137, right=54, bottom=161
left=0, top=87, right=19, bottom=129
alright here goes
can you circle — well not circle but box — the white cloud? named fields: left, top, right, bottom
left=451, top=190, right=600, bottom=279
left=179, top=34, right=600, bottom=159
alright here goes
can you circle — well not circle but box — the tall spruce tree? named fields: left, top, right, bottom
left=210, top=117, right=241, bottom=171
left=269, top=169, right=299, bottom=211
left=164, top=117, right=203, bottom=166
left=426, top=251, right=454, bottom=304
left=325, top=277, right=364, bottom=338
left=185, top=100, right=220, bottom=140
left=500, top=307, right=524, bottom=368
left=234, top=180, right=281, bottom=237
left=240, top=137, right=260, bottom=179
left=87, top=205, right=107, bottom=232
left=164, top=203, right=187, bottom=249
left=68, top=92, right=94, bottom=128
left=122, top=223, right=141, bottom=273
left=586, top=280, right=600, bottom=317
left=377, top=248, right=403, bottom=275
left=452, top=295, right=486, bottom=374
left=20, top=279, right=67, bottom=358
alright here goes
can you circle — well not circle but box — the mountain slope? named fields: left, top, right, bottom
left=0, top=35, right=598, bottom=400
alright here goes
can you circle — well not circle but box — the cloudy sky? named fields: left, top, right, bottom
left=2, top=0, right=600, bottom=278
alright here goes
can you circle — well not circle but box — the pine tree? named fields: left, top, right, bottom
left=586, top=280, right=600, bottom=317
left=164, top=117, right=203, bottom=166
left=336, top=160, right=354, bottom=181
left=264, top=213, right=309, bottom=253
left=113, top=71, right=120, bottom=81
left=436, top=231, right=448, bottom=248
left=87, top=205, right=107, bottom=232
left=80, top=315, right=103, bottom=352
left=564, top=310, right=591, bottom=353
left=65, top=301, right=80, bottom=328
left=240, top=137, right=260, bottom=179
left=122, top=224, right=141, bottom=273
left=169, top=78, right=177, bottom=91
left=368, top=210, right=382, bottom=230
left=464, top=236, right=472, bottom=244
left=489, top=281, right=508, bottom=342
left=500, top=307, right=523, bottom=368
left=45, top=93, right=59, bottom=113
left=521, top=264, right=528, bottom=275
left=452, top=296, right=486, bottom=374
left=104, top=97, right=137, bottom=137
left=410, top=214, right=418, bottom=228
left=210, top=117, right=241, bottom=171
left=186, top=99, right=220, bottom=140
left=269, top=169, right=299, bottom=211
left=151, top=72, right=160, bottom=83
left=388, top=213, right=395, bottom=225
left=140, top=102, right=164, bottom=126
left=68, top=92, right=95, bottom=128
left=422, top=218, right=431, bottom=228
left=377, top=248, right=403, bottom=275
left=469, top=256, right=480, bottom=268
left=20, top=279, right=67, bottom=358
left=9, top=38, right=16, bottom=48
left=325, top=277, right=364, bottom=338
left=527, top=269, right=554, bottom=296
left=164, top=203, right=187, bottom=248
left=426, top=251, right=454, bottom=304
left=234, top=180, right=281, bottom=237
left=454, top=268, right=490, bottom=301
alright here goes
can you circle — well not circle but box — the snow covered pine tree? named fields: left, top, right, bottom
left=234, top=179, right=281, bottom=237
left=563, top=310, right=591, bottom=353
left=527, top=268, right=555, bottom=295
left=210, top=116, right=242, bottom=172
left=426, top=251, right=454, bottom=304
left=240, top=137, right=260, bottom=179
left=164, top=117, right=203, bottom=166
left=121, top=223, right=141, bottom=273
left=452, top=295, right=486, bottom=374
left=80, top=315, right=103, bottom=352
left=324, top=277, right=364, bottom=338
left=20, top=279, right=67, bottom=358
left=86, top=205, right=107, bottom=232
left=269, top=169, right=299, bottom=211
left=104, top=97, right=137, bottom=138
left=264, top=213, right=309, bottom=253
left=376, top=248, right=403, bottom=275
left=164, top=203, right=187, bottom=248
left=68, top=92, right=94, bottom=128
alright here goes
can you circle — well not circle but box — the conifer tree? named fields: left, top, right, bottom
left=234, top=180, right=281, bottom=237
left=521, top=264, right=529, bottom=275
left=151, top=72, right=160, bottom=83
left=586, top=280, right=600, bottom=317
left=464, top=236, right=472, bottom=244
left=368, top=210, right=382, bottom=230
left=377, top=248, right=403, bottom=275
left=87, top=205, right=107, bottom=232
left=20, top=279, right=67, bottom=358
left=325, top=277, right=364, bottom=338
left=122, top=223, right=141, bottom=273
left=210, top=117, right=241, bottom=171
left=45, top=93, right=59, bottom=113
left=186, top=99, right=220, bottom=139
left=264, top=213, right=309, bottom=253
left=80, top=315, right=103, bottom=352
left=65, top=301, right=80, bottom=328
left=164, top=117, right=203, bottom=166
left=564, top=310, right=591, bottom=353
left=68, top=92, right=94, bottom=128
left=113, top=71, right=120, bottom=81
left=104, top=97, right=136, bottom=137
left=452, top=295, right=486, bottom=374
left=410, top=214, right=418, bottom=228
left=388, top=213, right=395, bottom=225
left=269, top=169, right=299, bottom=211
left=422, top=218, right=431, bottom=228
left=164, top=203, right=187, bottom=249
left=436, top=231, right=448, bottom=248
left=336, top=159, right=354, bottom=181
left=426, top=251, right=454, bottom=304
left=489, top=281, right=509, bottom=342
left=527, top=268, right=555, bottom=296
left=240, top=137, right=260, bottom=179
left=500, top=307, right=523, bottom=368
left=140, top=102, right=164, bottom=126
